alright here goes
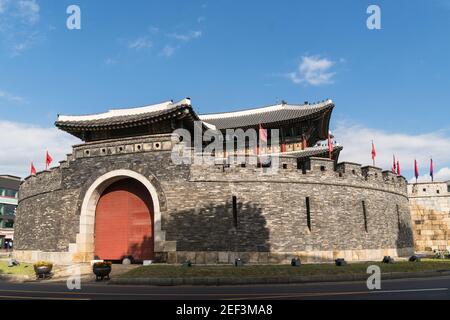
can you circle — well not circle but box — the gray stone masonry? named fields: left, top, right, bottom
left=14, top=134, right=415, bottom=264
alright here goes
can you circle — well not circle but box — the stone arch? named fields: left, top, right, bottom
left=73, top=169, right=168, bottom=262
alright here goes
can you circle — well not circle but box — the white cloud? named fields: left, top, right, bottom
left=168, top=30, right=202, bottom=42
left=0, top=0, right=42, bottom=55
left=289, top=55, right=336, bottom=86
left=0, top=121, right=80, bottom=178
left=148, top=26, right=159, bottom=34
left=16, top=0, right=40, bottom=25
left=10, top=30, right=40, bottom=56
left=104, top=57, right=117, bottom=65
left=334, top=120, right=450, bottom=182
left=0, top=89, right=26, bottom=103
left=128, top=37, right=152, bottom=50
left=161, top=45, right=176, bottom=57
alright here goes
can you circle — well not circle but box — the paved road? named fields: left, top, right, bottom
left=0, top=276, right=449, bottom=300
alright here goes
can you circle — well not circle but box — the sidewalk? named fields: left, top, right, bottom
left=22, top=263, right=139, bottom=283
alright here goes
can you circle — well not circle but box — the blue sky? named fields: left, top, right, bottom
left=1, top=0, right=450, bottom=180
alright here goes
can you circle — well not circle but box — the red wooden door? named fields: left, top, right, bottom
left=95, top=178, right=154, bottom=261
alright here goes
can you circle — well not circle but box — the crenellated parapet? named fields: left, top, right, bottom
left=20, top=167, right=63, bottom=200
left=189, top=156, right=408, bottom=196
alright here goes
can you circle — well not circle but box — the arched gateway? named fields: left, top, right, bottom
left=95, top=178, right=154, bottom=261
left=75, top=169, right=164, bottom=263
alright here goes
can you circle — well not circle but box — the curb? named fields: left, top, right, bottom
left=109, top=270, right=450, bottom=286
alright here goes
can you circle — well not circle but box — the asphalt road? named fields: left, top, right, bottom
left=0, top=276, right=449, bottom=300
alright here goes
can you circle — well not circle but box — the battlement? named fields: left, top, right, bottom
left=20, top=133, right=408, bottom=199
left=408, top=182, right=450, bottom=198
left=190, top=156, right=408, bottom=195
left=21, top=134, right=176, bottom=184
left=20, top=167, right=62, bottom=200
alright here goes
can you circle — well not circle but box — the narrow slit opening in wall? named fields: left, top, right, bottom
left=232, top=196, right=238, bottom=228
left=306, top=197, right=311, bottom=231
left=396, top=204, right=401, bottom=231
left=362, top=200, right=368, bottom=233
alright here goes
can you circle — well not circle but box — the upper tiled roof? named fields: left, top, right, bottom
left=55, top=98, right=334, bottom=143
left=56, top=98, right=194, bottom=130
left=199, top=100, right=334, bottom=130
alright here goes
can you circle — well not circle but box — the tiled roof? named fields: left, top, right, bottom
left=55, top=98, right=334, bottom=140
left=200, top=100, right=334, bottom=130
left=56, top=98, right=195, bottom=130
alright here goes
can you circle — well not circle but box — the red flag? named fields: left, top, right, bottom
left=30, top=162, right=37, bottom=176
left=371, top=141, right=376, bottom=166
left=397, top=160, right=401, bottom=176
left=414, top=159, right=419, bottom=181
left=392, top=155, right=396, bottom=173
left=430, top=158, right=434, bottom=182
left=259, top=124, right=267, bottom=143
left=45, top=151, right=53, bottom=169
left=328, top=131, right=333, bottom=159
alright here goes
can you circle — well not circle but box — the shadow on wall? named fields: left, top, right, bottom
left=128, top=236, right=154, bottom=263
left=166, top=201, right=271, bottom=254
left=396, top=221, right=415, bottom=256
left=97, top=200, right=415, bottom=264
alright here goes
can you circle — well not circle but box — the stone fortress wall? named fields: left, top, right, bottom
left=14, top=134, right=415, bottom=265
left=408, top=182, right=450, bottom=252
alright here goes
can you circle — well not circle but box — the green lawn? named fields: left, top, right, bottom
left=119, top=259, right=450, bottom=279
left=0, top=260, right=35, bottom=277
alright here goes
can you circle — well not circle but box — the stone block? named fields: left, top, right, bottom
left=195, top=252, right=206, bottom=264
left=204, top=252, right=218, bottom=264
left=218, top=252, right=229, bottom=264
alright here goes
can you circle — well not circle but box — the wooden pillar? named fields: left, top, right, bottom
left=302, top=135, right=308, bottom=150
left=280, top=127, right=286, bottom=153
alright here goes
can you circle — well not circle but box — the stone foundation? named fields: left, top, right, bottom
left=14, top=248, right=414, bottom=265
